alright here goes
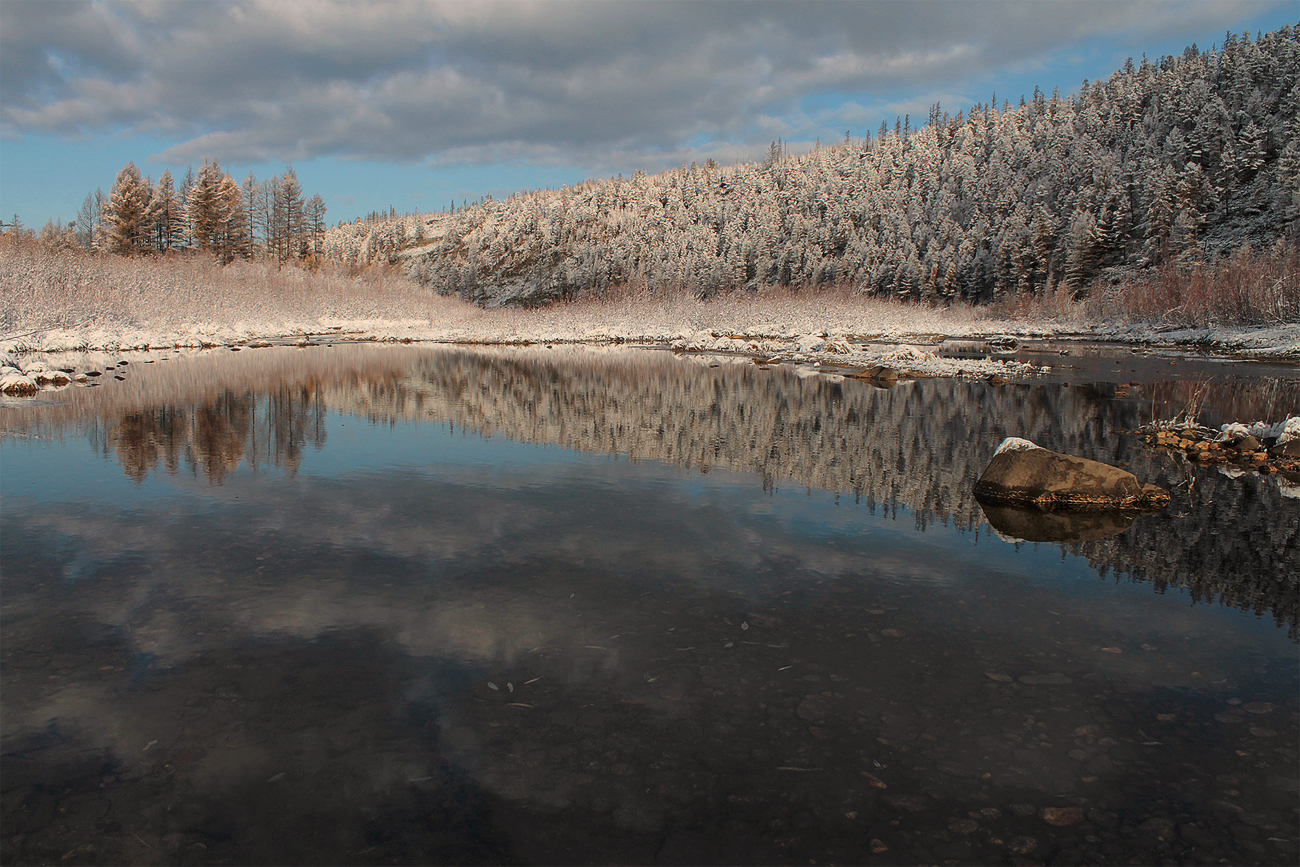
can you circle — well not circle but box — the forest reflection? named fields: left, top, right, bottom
left=59, top=346, right=1300, bottom=631
left=94, top=385, right=327, bottom=482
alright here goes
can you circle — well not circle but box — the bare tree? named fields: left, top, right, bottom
left=76, top=189, right=105, bottom=249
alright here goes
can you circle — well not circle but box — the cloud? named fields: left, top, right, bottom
left=0, top=0, right=1288, bottom=172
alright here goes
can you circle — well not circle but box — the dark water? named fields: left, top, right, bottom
left=1, top=344, right=1297, bottom=866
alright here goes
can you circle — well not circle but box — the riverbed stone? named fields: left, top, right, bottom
left=883, top=793, right=931, bottom=812
left=1008, top=835, right=1039, bottom=854
left=975, top=439, right=1170, bottom=511
left=1041, top=806, right=1086, bottom=826
left=795, top=696, right=829, bottom=721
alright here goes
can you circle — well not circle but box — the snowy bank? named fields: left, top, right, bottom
left=1080, top=321, right=1300, bottom=358
left=2, top=290, right=1061, bottom=382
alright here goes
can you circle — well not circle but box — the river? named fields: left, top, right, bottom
left=1, top=343, right=1296, bottom=866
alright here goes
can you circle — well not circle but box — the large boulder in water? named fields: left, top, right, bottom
left=974, top=438, right=1170, bottom=511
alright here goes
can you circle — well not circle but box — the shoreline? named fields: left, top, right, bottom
left=3, top=322, right=1297, bottom=403
left=3, top=317, right=1297, bottom=401
left=3, top=311, right=1296, bottom=358
left=4, top=332, right=1297, bottom=482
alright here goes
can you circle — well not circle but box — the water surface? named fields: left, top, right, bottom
left=2, top=344, right=1296, bottom=866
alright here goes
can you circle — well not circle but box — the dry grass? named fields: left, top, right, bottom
left=0, top=239, right=1004, bottom=348
left=0, top=237, right=473, bottom=340
left=976, top=240, right=1299, bottom=329
left=1090, top=240, right=1300, bottom=327
left=985, top=281, right=1088, bottom=326
left=4, top=234, right=1294, bottom=351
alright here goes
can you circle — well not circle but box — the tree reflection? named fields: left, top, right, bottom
left=101, top=386, right=326, bottom=483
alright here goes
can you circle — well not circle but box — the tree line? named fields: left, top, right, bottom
left=330, top=24, right=1298, bottom=308
left=55, top=162, right=327, bottom=265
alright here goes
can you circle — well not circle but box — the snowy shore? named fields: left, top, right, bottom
left=2, top=290, right=1297, bottom=380
left=3, top=320, right=1296, bottom=400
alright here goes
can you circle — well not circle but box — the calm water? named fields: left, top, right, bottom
left=1, top=344, right=1297, bottom=866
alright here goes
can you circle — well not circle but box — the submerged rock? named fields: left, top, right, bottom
left=974, top=437, right=1170, bottom=511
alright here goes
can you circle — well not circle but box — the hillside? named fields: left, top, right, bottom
left=326, top=26, right=1299, bottom=309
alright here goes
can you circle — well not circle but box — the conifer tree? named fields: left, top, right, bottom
left=147, top=170, right=182, bottom=253
left=243, top=173, right=265, bottom=257
left=188, top=160, right=226, bottom=253
left=104, top=162, right=151, bottom=255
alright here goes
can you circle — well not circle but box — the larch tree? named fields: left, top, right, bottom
left=147, top=170, right=183, bottom=253
left=243, top=173, right=265, bottom=258
left=104, top=162, right=152, bottom=255
left=188, top=160, right=226, bottom=252
left=305, top=194, right=327, bottom=264
left=215, top=174, right=250, bottom=263
left=267, top=168, right=306, bottom=261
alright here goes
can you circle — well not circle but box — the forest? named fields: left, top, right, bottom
left=327, top=25, right=1299, bottom=311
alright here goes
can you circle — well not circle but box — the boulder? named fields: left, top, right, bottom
left=1231, top=435, right=1261, bottom=453
left=974, top=438, right=1170, bottom=511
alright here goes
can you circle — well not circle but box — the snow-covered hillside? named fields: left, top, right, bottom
left=327, top=26, right=1299, bottom=309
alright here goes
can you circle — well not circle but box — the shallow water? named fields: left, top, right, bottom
left=1, top=344, right=1297, bottom=866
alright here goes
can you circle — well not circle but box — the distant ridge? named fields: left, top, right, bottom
left=326, top=26, right=1299, bottom=308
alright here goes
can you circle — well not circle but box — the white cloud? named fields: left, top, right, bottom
left=1, top=0, right=1290, bottom=171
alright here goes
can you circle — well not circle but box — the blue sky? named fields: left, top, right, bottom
left=2, top=1, right=1295, bottom=229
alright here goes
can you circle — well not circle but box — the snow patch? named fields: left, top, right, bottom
left=995, top=437, right=1041, bottom=455
left=880, top=344, right=937, bottom=364
left=1218, top=416, right=1300, bottom=444
left=0, top=368, right=39, bottom=395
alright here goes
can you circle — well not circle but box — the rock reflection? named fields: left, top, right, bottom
left=979, top=503, right=1140, bottom=543
left=337, top=347, right=1296, bottom=630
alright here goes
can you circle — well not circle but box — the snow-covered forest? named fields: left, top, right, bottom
left=328, top=26, right=1299, bottom=308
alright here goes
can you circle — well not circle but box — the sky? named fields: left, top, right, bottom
left=1, top=0, right=1296, bottom=230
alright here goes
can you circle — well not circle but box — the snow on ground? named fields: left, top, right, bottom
left=2, top=283, right=1295, bottom=393
left=1217, top=417, right=1300, bottom=444
left=4, top=295, right=1294, bottom=359
left=1084, top=321, right=1300, bottom=358
left=0, top=291, right=1051, bottom=383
